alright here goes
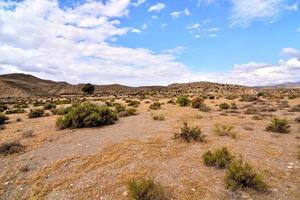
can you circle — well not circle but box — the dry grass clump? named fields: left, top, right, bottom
left=149, top=102, right=161, bottom=110
left=213, top=124, right=236, bottom=138
left=28, top=108, right=45, bottom=118
left=167, top=99, right=176, bottom=104
left=0, top=141, right=24, bottom=155
left=152, top=114, right=165, bottom=121
left=288, top=104, right=300, bottom=112
left=114, top=103, right=126, bottom=113
left=0, top=113, right=9, bottom=125
left=265, top=118, right=290, bottom=133
left=56, top=102, right=118, bottom=129
left=252, top=115, right=263, bottom=120
left=202, top=147, right=234, bottom=168
left=225, top=159, right=267, bottom=191
left=173, top=122, right=206, bottom=143
left=176, top=96, right=190, bottom=107
left=127, top=178, right=169, bottom=200
left=22, top=129, right=34, bottom=138
left=199, top=103, right=211, bottom=112
left=5, top=108, right=26, bottom=114
left=240, top=94, right=258, bottom=102
left=191, top=97, right=204, bottom=108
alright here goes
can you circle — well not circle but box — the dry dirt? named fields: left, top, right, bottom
left=0, top=98, right=299, bottom=200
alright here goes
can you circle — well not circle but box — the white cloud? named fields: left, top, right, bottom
left=170, top=8, right=190, bottom=19
left=187, top=20, right=220, bottom=38
left=187, top=23, right=200, bottom=30
left=162, top=46, right=186, bottom=55
left=284, top=2, right=298, bottom=11
left=282, top=47, right=300, bottom=59
left=148, top=2, right=165, bottom=12
left=132, top=0, right=146, bottom=7
left=230, top=0, right=297, bottom=27
left=161, top=23, right=168, bottom=28
left=197, top=0, right=216, bottom=6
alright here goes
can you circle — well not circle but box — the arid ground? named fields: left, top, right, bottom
left=0, top=96, right=299, bottom=200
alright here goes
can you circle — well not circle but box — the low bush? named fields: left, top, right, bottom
left=230, top=103, right=238, bottom=110
left=176, top=96, right=190, bottom=107
left=219, top=103, right=230, bottom=110
left=202, top=147, right=234, bottom=168
left=213, top=124, right=236, bottom=138
left=149, top=102, right=161, bottom=110
left=127, top=178, right=169, bottom=200
left=0, top=104, right=8, bottom=112
left=295, top=116, right=300, bottom=123
left=240, top=94, right=258, bottom=102
left=0, top=141, right=24, bottom=155
left=152, top=114, right=165, bottom=121
left=266, top=118, right=290, bottom=133
left=126, top=100, right=141, bottom=107
left=28, top=108, right=45, bottom=118
left=56, top=102, right=118, bottom=129
left=0, top=114, right=9, bottom=125
left=167, top=99, right=176, bottom=104
left=43, top=102, right=56, bottom=110
left=225, top=159, right=267, bottom=191
left=191, top=97, right=204, bottom=108
left=114, top=103, right=126, bottom=113
left=173, top=122, right=206, bottom=143
left=288, top=104, right=300, bottom=112
left=118, top=108, right=137, bottom=118
left=252, top=115, right=263, bottom=120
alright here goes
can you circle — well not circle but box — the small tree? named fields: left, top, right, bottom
left=82, top=83, right=95, bottom=94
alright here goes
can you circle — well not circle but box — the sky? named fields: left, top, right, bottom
left=0, top=0, right=299, bottom=86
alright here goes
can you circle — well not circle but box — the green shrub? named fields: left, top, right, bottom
left=176, top=96, right=190, bottom=107
left=213, top=124, right=236, bottom=138
left=149, top=102, right=161, bottom=110
left=225, top=159, right=267, bottom=191
left=202, top=147, right=234, bottom=168
left=191, top=97, right=204, bottom=108
left=127, top=100, right=141, bottom=107
left=43, top=102, right=56, bottom=110
left=152, top=114, right=165, bottom=121
left=0, top=141, right=24, bottom=155
left=219, top=103, right=230, bottom=110
left=28, top=108, right=44, bottom=118
left=114, top=103, right=126, bottom=113
left=266, top=118, right=290, bottom=133
left=127, top=178, right=169, bottom=200
left=0, top=114, right=9, bottom=125
left=56, top=102, right=117, bottom=129
left=173, top=122, right=206, bottom=143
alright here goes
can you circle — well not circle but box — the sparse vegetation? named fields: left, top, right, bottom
left=127, top=178, right=169, bottom=200
left=176, top=96, right=190, bottom=107
left=0, top=141, right=24, bottom=155
left=266, top=118, right=290, bottom=133
left=225, top=159, right=267, bottom=191
left=213, top=124, right=236, bottom=138
left=56, top=102, right=118, bottom=129
left=202, top=147, right=234, bottom=168
left=173, top=122, right=206, bottom=143
left=199, top=103, right=211, bottom=112
left=28, top=108, right=45, bottom=118
left=5, top=108, right=26, bottom=114
left=219, top=103, right=230, bottom=110
left=240, top=94, right=258, bottom=102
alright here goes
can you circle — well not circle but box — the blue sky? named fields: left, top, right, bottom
left=0, top=0, right=299, bottom=86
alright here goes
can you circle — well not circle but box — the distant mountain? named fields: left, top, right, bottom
left=2, top=73, right=297, bottom=98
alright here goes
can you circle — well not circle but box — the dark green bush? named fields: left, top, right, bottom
left=43, top=102, right=56, bottom=110
left=127, top=178, right=169, bottom=200
left=225, top=159, right=267, bottom=191
left=176, top=96, right=190, bottom=107
left=149, top=102, right=161, bottom=110
left=56, top=102, right=117, bottom=129
left=28, top=108, right=44, bottom=118
left=219, top=103, right=230, bottom=110
left=0, top=114, right=9, bottom=125
left=202, top=147, right=234, bottom=168
left=127, top=100, right=141, bottom=107
left=0, top=141, right=24, bottom=155
left=82, top=83, right=95, bottom=94
left=266, top=118, right=290, bottom=133
left=191, top=97, right=204, bottom=108
left=173, top=122, right=206, bottom=143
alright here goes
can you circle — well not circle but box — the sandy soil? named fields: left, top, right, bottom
left=0, top=98, right=299, bottom=200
